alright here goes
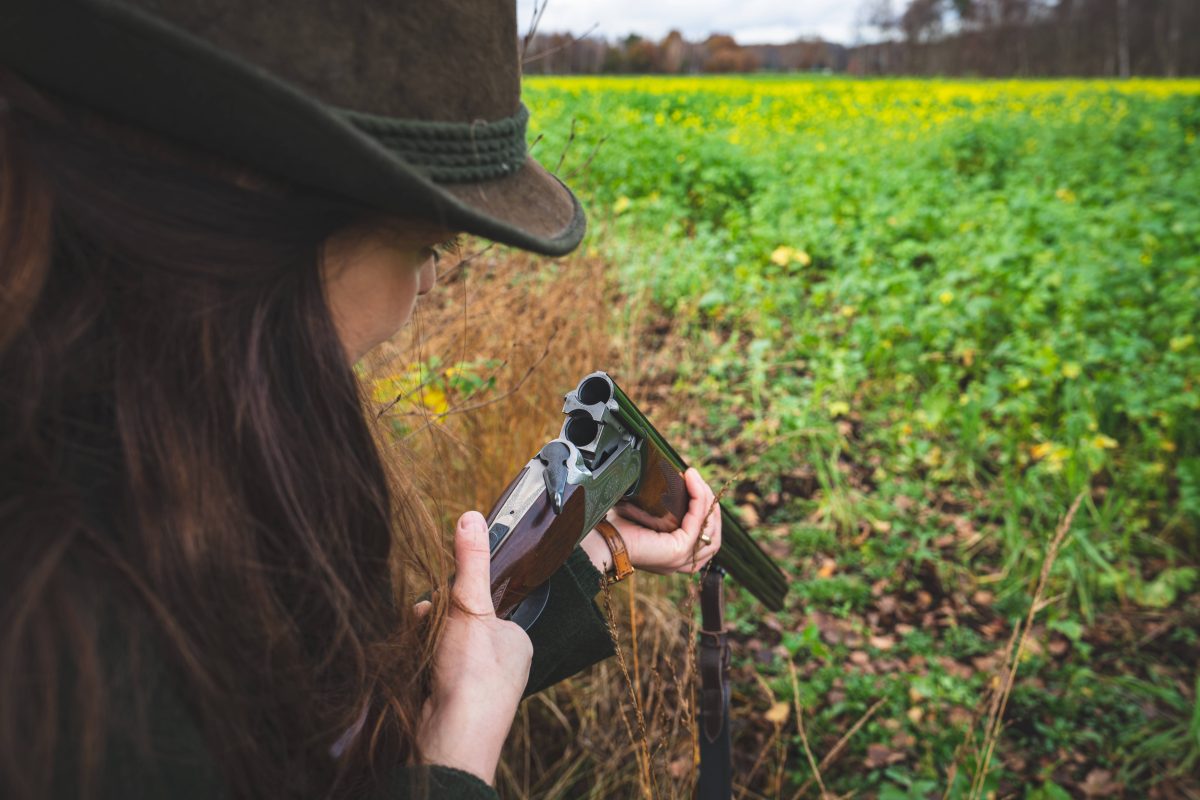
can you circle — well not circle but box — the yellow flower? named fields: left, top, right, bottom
left=828, top=400, right=850, bottom=418
left=769, top=245, right=811, bottom=268
left=938, top=291, right=954, bottom=305
left=1030, top=442, right=1055, bottom=460
left=1030, top=442, right=1070, bottom=472
left=419, top=387, right=450, bottom=418
left=1092, top=434, right=1118, bottom=450
left=613, top=196, right=632, bottom=214
left=1061, top=362, right=1082, bottom=379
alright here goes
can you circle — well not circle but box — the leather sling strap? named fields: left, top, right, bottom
left=594, top=519, right=636, bottom=581
left=696, top=565, right=732, bottom=800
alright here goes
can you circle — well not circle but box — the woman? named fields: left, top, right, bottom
left=0, top=2, right=721, bottom=798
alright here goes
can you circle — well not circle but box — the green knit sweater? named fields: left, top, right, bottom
left=76, top=546, right=615, bottom=799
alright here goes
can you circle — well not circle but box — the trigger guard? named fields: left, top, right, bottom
left=505, top=581, right=550, bottom=631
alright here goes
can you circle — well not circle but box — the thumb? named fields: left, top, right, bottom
left=451, top=511, right=495, bottom=616
left=413, top=599, right=432, bottom=620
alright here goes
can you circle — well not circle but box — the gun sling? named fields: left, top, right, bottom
left=696, top=565, right=732, bottom=800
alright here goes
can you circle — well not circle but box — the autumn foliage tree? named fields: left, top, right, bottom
left=520, top=1, right=1198, bottom=77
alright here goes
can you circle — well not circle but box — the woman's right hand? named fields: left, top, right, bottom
left=414, top=511, right=533, bottom=786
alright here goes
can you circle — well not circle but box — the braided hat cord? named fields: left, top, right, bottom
left=339, top=104, right=530, bottom=183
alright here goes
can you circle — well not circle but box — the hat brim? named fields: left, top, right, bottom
left=0, top=0, right=586, bottom=257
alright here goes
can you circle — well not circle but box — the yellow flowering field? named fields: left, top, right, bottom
left=509, top=76, right=1200, bottom=796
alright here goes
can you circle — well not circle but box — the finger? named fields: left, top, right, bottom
left=685, top=545, right=717, bottom=573
left=689, top=478, right=718, bottom=548
left=413, top=599, right=432, bottom=620
left=680, top=468, right=710, bottom=539
left=703, top=481, right=723, bottom=550
left=688, top=545, right=717, bottom=573
left=451, top=511, right=495, bottom=616
left=705, top=481, right=718, bottom=526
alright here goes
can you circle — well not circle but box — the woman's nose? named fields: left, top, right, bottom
left=417, top=256, right=437, bottom=296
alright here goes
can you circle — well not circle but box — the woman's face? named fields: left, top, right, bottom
left=321, top=220, right=457, bottom=363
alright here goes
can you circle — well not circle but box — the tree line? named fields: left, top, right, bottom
left=521, top=0, right=1198, bottom=78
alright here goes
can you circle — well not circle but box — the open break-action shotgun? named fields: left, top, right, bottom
left=486, top=370, right=787, bottom=627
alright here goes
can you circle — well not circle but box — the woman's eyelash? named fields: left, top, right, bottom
left=433, top=235, right=463, bottom=256
left=426, top=234, right=463, bottom=265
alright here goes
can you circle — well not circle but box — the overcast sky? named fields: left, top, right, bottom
left=517, top=0, right=869, bottom=46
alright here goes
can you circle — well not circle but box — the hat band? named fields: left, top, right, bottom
left=339, top=104, right=530, bottom=184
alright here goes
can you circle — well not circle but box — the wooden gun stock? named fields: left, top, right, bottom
left=486, top=477, right=586, bottom=622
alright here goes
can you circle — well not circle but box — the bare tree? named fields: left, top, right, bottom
left=1116, top=0, right=1131, bottom=76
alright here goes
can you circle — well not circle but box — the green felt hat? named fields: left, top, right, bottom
left=0, top=0, right=586, bottom=256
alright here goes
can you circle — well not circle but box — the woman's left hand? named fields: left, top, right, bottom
left=581, top=468, right=722, bottom=576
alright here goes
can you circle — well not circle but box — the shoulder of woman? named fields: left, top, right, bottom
left=51, top=592, right=226, bottom=799
left=367, top=764, right=499, bottom=800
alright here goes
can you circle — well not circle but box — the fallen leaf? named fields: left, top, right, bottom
left=864, top=743, right=900, bottom=769
left=972, top=654, right=1000, bottom=673
left=1080, top=769, right=1122, bottom=797
left=869, top=635, right=896, bottom=651
left=764, top=701, right=790, bottom=725
left=948, top=706, right=973, bottom=726
left=938, top=656, right=974, bottom=680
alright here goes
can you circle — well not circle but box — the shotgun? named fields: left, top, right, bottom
left=487, top=371, right=787, bottom=629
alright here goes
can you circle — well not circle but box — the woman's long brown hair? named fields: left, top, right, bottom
left=0, top=70, right=453, bottom=798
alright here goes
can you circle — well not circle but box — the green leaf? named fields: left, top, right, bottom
left=1026, top=782, right=1072, bottom=800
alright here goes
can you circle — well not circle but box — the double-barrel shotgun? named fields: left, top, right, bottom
left=487, top=371, right=787, bottom=628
